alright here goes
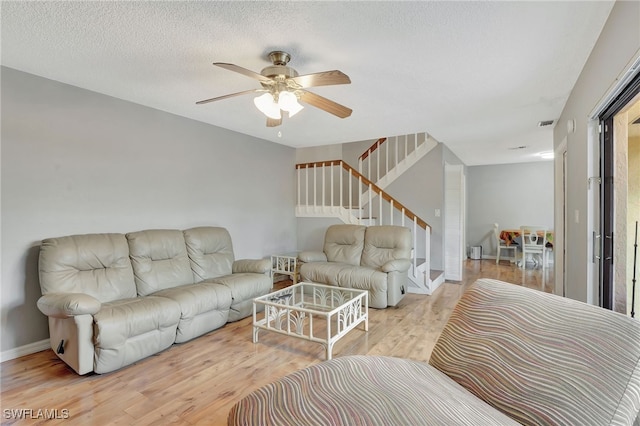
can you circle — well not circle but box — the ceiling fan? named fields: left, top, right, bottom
left=196, top=51, right=352, bottom=127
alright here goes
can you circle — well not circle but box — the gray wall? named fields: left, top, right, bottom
left=467, top=162, right=554, bottom=257
left=385, top=144, right=444, bottom=269
left=1, top=67, right=297, bottom=354
left=296, top=217, right=343, bottom=252
left=554, top=0, right=640, bottom=303
left=384, top=144, right=466, bottom=271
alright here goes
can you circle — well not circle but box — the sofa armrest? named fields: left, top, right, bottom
left=381, top=259, right=412, bottom=272
left=298, top=251, right=327, bottom=263
left=233, top=259, right=271, bottom=274
left=37, top=293, right=101, bottom=318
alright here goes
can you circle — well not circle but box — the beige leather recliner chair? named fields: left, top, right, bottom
left=299, top=224, right=412, bottom=308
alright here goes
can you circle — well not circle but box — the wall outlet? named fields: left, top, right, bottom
left=435, top=209, right=441, bottom=217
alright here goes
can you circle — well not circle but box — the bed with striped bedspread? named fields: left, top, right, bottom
left=228, top=279, right=640, bottom=426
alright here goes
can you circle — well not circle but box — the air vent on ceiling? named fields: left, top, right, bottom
left=508, top=145, right=528, bottom=150
left=538, top=120, right=554, bottom=127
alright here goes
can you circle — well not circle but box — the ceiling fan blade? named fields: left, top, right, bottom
left=299, top=91, right=352, bottom=118
left=266, top=117, right=282, bottom=127
left=290, top=70, right=351, bottom=88
left=196, top=89, right=259, bottom=105
left=214, top=63, right=273, bottom=83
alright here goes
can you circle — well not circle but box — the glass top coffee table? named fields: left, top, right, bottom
left=253, top=282, right=368, bottom=360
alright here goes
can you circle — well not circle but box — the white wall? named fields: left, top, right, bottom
left=554, top=0, right=640, bottom=303
left=467, top=161, right=554, bottom=257
left=1, top=67, right=297, bottom=354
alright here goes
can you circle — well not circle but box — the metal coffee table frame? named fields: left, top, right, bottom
left=253, top=282, right=368, bottom=360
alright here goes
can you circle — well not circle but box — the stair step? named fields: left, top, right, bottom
left=430, top=270, right=444, bottom=281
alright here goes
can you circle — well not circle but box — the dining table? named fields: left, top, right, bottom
left=500, top=229, right=554, bottom=248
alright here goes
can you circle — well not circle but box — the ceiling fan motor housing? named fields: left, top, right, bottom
left=261, top=51, right=299, bottom=80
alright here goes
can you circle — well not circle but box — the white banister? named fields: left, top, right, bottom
left=358, top=176, right=362, bottom=222
left=413, top=217, right=417, bottom=276
left=368, top=183, right=372, bottom=222
left=376, top=148, right=380, bottom=182
left=322, top=164, right=326, bottom=209
left=313, top=164, right=317, bottom=208
left=297, top=166, right=300, bottom=206
left=340, top=161, right=344, bottom=209
left=330, top=164, right=334, bottom=207
left=386, top=140, right=389, bottom=175
left=390, top=199, right=394, bottom=225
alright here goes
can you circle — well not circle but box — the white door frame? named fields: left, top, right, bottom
left=554, top=137, right=567, bottom=297
left=444, top=163, right=465, bottom=281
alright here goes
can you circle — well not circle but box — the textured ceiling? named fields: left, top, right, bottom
left=1, top=1, right=614, bottom=165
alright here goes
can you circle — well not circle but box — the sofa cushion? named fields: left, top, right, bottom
left=126, top=229, right=193, bottom=296
left=323, top=224, right=365, bottom=265
left=183, top=227, right=235, bottom=281
left=228, top=355, right=519, bottom=426
left=429, top=278, right=640, bottom=426
left=152, top=282, right=232, bottom=342
left=209, top=273, right=272, bottom=302
left=209, top=273, right=273, bottom=322
left=299, top=262, right=388, bottom=308
left=93, top=295, right=180, bottom=373
left=361, top=225, right=412, bottom=268
left=39, top=233, right=136, bottom=303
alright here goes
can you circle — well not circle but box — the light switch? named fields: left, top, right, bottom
left=574, top=209, right=579, bottom=223
left=435, top=209, right=441, bottom=217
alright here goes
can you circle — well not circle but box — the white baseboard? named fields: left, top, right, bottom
left=1, top=339, right=50, bottom=363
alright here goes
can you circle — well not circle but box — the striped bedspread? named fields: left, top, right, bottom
left=430, top=278, right=640, bottom=426
left=227, top=355, right=518, bottom=425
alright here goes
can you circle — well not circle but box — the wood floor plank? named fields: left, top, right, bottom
left=0, top=260, right=553, bottom=425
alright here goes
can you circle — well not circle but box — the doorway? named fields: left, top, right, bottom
left=598, top=72, right=640, bottom=315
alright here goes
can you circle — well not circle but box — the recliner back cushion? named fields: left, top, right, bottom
left=323, top=225, right=366, bottom=265
left=361, top=225, right=412, bottom=268
left=39, top=233, right=136, bottom=303
left=126, top=229, right=193, bottom=296
left=183, top=227, right=235, bottom=281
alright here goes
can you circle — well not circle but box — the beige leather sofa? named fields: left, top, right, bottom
left=37, top=226, right=271, bottom=375
left=298, top=224, right=412, bottom=309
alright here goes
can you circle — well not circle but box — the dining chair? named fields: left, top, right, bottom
left=494, top=223, right=518, bottom=264
left=519, top=225, right=549, bottom=269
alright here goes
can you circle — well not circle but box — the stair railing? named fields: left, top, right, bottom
left=296, top=160, right=431, bottom=286
left=358, top=133, right=427, bottom=184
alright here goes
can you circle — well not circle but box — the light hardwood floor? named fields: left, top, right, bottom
left=1, top=260, right=553, bottom=425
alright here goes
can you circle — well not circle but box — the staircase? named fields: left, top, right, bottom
left=295, top=152, right=444, bottom=295
left=358, top=132, right=438, bottom=191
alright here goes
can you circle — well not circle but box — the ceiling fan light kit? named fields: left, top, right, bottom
left=254, top=93, right=282, bottom=119
left=197, top=51, right=352, bottom=127
left=276, top=91, right=304, bottom=117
